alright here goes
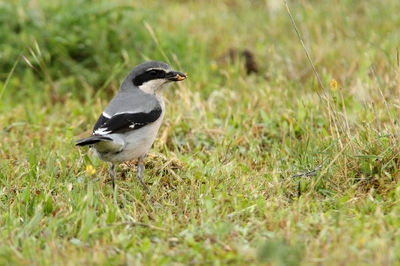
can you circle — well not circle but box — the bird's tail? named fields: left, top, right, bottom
left=75, top=135, right=113, bottom=146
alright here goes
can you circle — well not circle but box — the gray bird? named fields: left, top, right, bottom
left=75, top=61, right=187, bottom=191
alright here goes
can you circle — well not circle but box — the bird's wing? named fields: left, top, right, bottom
left=93, top=107, right=162, bottom=135
left=92, top=87, right=163, bottom=135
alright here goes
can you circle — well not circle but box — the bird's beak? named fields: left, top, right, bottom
left=166, top=71, right=188, bottom=81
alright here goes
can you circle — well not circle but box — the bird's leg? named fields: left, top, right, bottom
left=109, top=163, right=116, bottom=189
left=137, top=156, right=150, bottom=192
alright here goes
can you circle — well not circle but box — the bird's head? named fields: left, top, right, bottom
left=122, top=61, right=187, bottom=94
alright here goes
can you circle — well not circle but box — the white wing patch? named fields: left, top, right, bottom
left=94, top=127, right=112, bottom=135
left=129, top=122, right=145, bottom=129
left=102, top=112, right=111, bottom=118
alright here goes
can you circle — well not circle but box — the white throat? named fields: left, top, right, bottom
left=138, top=79, right=170, bottom=94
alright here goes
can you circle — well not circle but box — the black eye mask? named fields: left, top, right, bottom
left=133, top=69, right=166, bottom=86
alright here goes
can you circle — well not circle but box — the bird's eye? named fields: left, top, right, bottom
left=149, top=70, right=158, bottom=76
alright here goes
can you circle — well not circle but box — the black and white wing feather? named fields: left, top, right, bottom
left=93, top=108, right=162, bottom=135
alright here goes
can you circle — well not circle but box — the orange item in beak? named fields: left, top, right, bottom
left=176, top=74, right=186, bottom=81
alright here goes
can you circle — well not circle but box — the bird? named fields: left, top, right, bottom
left=75, top=61, right=187, bottom=192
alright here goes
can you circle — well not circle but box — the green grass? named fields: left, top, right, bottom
left=1, top=0, right=400, bottom=264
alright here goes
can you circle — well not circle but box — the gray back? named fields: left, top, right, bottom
left=104, top=87, right=160, bottom=115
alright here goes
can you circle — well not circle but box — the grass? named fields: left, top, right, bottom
left=1, top=0, right=400, bottom=264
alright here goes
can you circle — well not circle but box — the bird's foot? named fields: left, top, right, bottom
left=137, top=157, right=150, bottom=193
